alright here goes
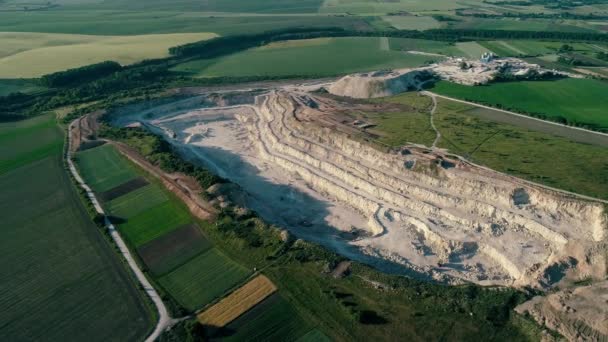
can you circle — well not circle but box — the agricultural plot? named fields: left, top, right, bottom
left=387, top=38, right=463, bottom=56
left=158, top=248, right=250, bottom=311
left=453, top=17, right=598, bottom=33
left=0, top=118, right=152, bottom=341
left=173, top=37, right=442, bottom=78
left=220, top=293, right=312, bottom=342
left=0, top=79, right=45, bottom=96
left=297, top=329, right=332, bottom=342
left=75, top=144, right=138, bottom=192
left=0, top=114, right=63, bottom=175
left=0, top=11, right=369, bottom=36
left=319, top=0, right=463, bottom=13
left=381, top=15, right=441, bottom=30
left=105, top=183, right=167, bottom=218
left=118, top=200, right=191, bottom=246
left=454, top=41, right=494, bottom=59
left=0, top=32, right=217, bottom=78
left=99, top=177, right=149, bottom=202
left=198, top=275, right=277, bottom=327
left=138, top=223, right=212, bottom=276
left=432, top=79, right=608, bottom=131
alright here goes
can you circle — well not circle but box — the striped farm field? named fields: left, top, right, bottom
left=75, top=144, right=138, bottom=192
left=106, top=183, right=168, bottom=219
left=158, top=248, right=250, bottom=311
left=198, top=275, right=277, bottom=327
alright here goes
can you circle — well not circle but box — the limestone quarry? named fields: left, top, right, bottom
left=109, top=75, right=607, bottom=291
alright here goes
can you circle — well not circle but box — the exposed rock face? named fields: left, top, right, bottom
left=516, top=281, right=608, bottom=341
left=110, top=84, right=607, bottom=288
left=327, top=69, right=433, bottom=98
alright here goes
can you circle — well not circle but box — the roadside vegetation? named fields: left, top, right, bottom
left=0, top=114, right=153, bottom=341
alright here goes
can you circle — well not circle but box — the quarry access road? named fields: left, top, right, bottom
left=423, top=91, right=608, bottom=141
left=67, top=119, right=174, bottom=342
left=427, top=93, right=440, bottom=148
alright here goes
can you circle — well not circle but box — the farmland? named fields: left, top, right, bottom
left=75, top=144, right=139, bottom=191
left=158, top=249, right=250, bottom=311
left=0, top=11, right=370, bottom=36
left=197, top=275, right=277, bottom=327
left=172, top=37, right=442, bottom=78
left=0, top=115, right=152, bottom=341
left=431, top=78, right=608, bottom=132
left=74, top=143, right=251, bottom=314
left=221, top=293, right=312, bottom=341
left=138, top=223, right=212, bottom=276
left=0, top=32, right=217, bottom=78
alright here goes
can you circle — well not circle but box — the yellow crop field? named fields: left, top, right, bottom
left=197, top=275, right=277, bottom=327
left=0, top=32, right=217, bottom=78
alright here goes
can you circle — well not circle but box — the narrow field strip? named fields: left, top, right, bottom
left=99, top=177, right=149, bottom=202
left=158, top=248, right=250, bottom=311
left=138, top=223, right=212, bottom=276
left=197, top=275, right=277, bottom=327
left=106, top=183, right=168, bottom=219
left=75, top=144, right=138, bottom=192
left=118, top=200, right=191, bottom=247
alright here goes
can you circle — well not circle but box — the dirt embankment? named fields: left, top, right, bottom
left=111, top=141, right=215, bottom=221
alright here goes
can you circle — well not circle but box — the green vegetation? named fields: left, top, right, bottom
left=173, top=37, right=441, bottom=78
left=222, top=294, right=312, bottom=341
left=138, top=224, right=213, bottom=276
left=0, top=11, right=368, bottom=36
left=75, top=144, right=138, bottom=192
left=119, top=200, right=191, bottom=246
left=0, top=115, right=152, bottom=341
left=432, top=78, right=608, bottom=132
left=0, top=79, right=45, bottom=96
left=433, top=99, right=608, bottom=199
left=382, top=15, right=442, bottom=30
left=106, top=184, right=168, bottom=218
left=360, top=92, right=436, bottom=147
left=158, top=248, right=250, bottom=311
left=0, top=114, right=63, bottom=174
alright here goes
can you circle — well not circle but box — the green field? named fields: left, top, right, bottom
left=0, top=32, right=217, bottom=78
left=0, top=12, right=369, bottom=36
left=381, top=15, right=441, bottom=30
left=432, top=79, right=608, bottom=131
left=0, top=79, right=45, bottom=96
left=138, top=224, right=213, bottom=276
left=75, top=144, right=138, bottom=192
left=173, top=37, right=442, bottom=78
left=158, top=248, right=250, bottom=311
left=361, top=92, right=436, bottom=147
left=0, top=114, right=63, bottom=174
left=119, top=200, right=191, bottom=246
left=222, top=294, right=312, bottom=341
left=433, top=99, right=608, bottom=199
left=107, top=183, right=168, bottom=218
left=370, top=94, right=608, bottom=199
left=0, top=116, right=152, bottom=341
